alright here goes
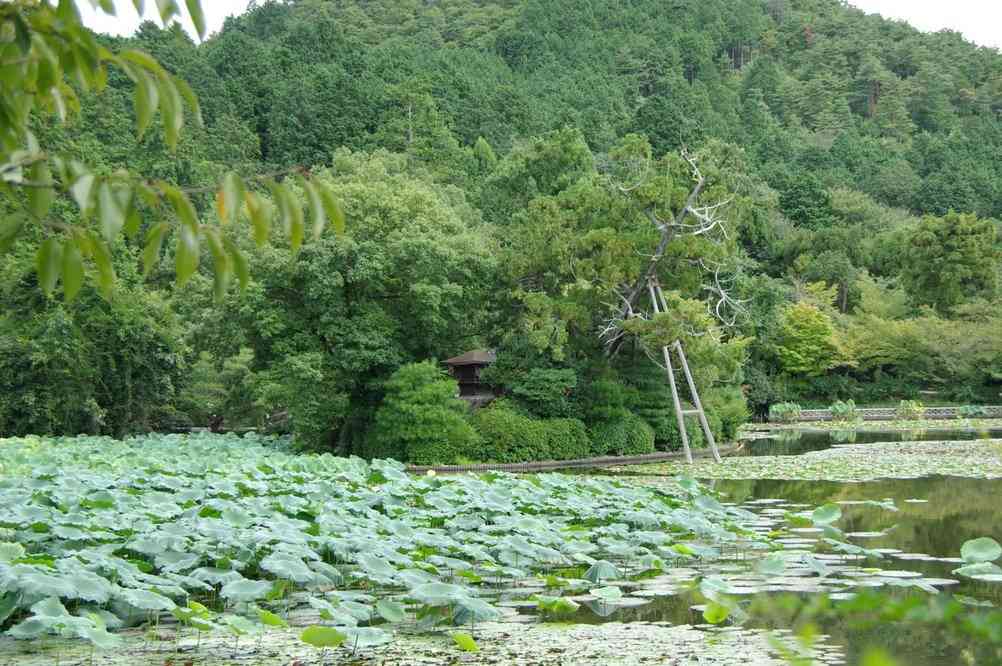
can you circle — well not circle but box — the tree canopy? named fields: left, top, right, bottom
left=1, top=0, right=1000, bottom=453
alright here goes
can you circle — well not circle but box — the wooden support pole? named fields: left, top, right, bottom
left=648, top=279, right=693, bottom=464
left=673, top=340, right=722, bottom=463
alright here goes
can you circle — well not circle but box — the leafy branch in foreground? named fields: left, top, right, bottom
left=0, top=0, right=344, bottom=301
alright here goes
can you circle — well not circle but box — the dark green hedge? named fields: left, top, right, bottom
left=472, top=401, right=591, bottom=463
left=588, top=413, right=655, bottom=456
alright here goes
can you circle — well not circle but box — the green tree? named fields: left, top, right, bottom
left=367, top=361, right=480, bottom=464
left=777, top=174, right=836, bottom=230
left=902, top=212, right=999, bottom=311
left=773, top=302, right=841, bottom=376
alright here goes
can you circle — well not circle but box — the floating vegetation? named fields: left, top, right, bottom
left=743, top=419, right=1002, bottom=434
left=631, top=439, right=1002, bottom=481
left=0, top=433, right=794, bottom=658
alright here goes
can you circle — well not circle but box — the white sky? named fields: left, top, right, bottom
left=79, top=0, right=253, bottom=41
left=81, top=0, right=1001, bottom=49
left=850, top=0, right=1001, bottom=49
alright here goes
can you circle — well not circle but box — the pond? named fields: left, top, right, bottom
left=739, top=427, right=1002, bottom=457
left=570, top=429, right=1002, bottom=665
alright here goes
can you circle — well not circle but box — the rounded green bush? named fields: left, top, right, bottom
left=589, top=413, right=655, bottom=456
left=651, top=415, right=705, bottom=452
left=543, top=418, right=591, bottom=460
left=473, top=401, right=549, bottom=463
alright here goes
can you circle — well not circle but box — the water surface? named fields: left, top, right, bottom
left=740, top=427, right=1002, bottom=457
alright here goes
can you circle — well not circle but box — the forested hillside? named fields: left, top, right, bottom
left=2, top=0, right=1000, bottom=458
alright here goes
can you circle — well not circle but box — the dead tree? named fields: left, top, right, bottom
left=599, top=150, right=744, bottom=464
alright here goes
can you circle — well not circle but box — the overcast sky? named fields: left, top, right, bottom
left=81, top=0, right=1001, bottom=49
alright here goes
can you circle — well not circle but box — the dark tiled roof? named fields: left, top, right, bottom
left=443, top=349, right=497, bottom=366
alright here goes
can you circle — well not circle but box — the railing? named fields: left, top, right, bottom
left=777, top=406, right=1002, bottom=423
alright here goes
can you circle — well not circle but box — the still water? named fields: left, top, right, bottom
left=577, top=429, right=1002, bottom=664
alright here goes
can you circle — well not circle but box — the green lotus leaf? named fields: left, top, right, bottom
left=300, top=625, right=346, bottom=649
left=961, top=537, right=1002, bottom=564
left=221, top=578, right=273, bottom=602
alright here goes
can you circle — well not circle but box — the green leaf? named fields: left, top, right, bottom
left=61, top=240, right=85, bottom=302
left=271, top=182, right=304, bottom=252
left=376, top=599, right=406, bottom=623
left=245, top=192, right=272, bottom=247
left=12, top=14, right=31, bottom=55
left=408, top=582, right=467, bottom=606
left=300, top=625, right=346, bottom=649
left=203, top=228, right=232, bottom=301
left=589, top=586, right=622, bottom=601
left=157, top=74, right=184, bottom=152
left=119, top=588, right=175, bottom=611
left=860, top=648, right=899, bottom=666
left=811, top=504, right=842, bottom=525
left=703, top=601, right=730, bottom=624
left=184, top=0, right=206, bottom=39
left=77, top=618, right=122, bottom=649
left=91, top=237, right=116, bottom=298
left=224, top=237, right=249, bottom=290
left=175, top=224, right=200, bottom=287
left=28, top=161, right=55, bottom=219
left=0, top=593, right=19, bottom=626
left=70, top=173, right=97, bottom=216
left=953, top=562, right=1002, bottom=578
left=162, top=185, right=198, bottom=231
left=318, top=183, right=345, bottom=235
left=140, top=223, right=168, bottom=277
left=32, top=597, right=70, bottom=618
left=256, top=608, right=288, bottom=628
left=302, top=179, right=326, bottom=241
left=583, top=560, right=621, bottom=583
left=67, top=573, right=113, bottom=604
left=222, top=614, right=257, bottom=636
left=134, top=71, right=159, bottom=139
left=98, top=182, right=126, bottom=242
left=961, top=537, right=1002, bottom=564
left=451, top=631, right=479, bottom=653
left=0, top=543, right=26, bottom=563
left=7, top=617, right=50, bottom=640
left=220, top=578, right=271, bottom=603
left=36, top=238, right=63, bottom=296
left=120, top=49, right=162, bottom=74
left=155, top=0, right=180, bottom=23
left=174, top=75, right=202, bottom=127
left=218, top=172, right=244, bottom=225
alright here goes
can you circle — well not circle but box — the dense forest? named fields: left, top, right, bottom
left=1, top=0, right=1000, bottom=461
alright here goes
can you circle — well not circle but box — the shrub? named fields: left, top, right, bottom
left=472, top=403, right=591, bottom=462
left=829, top=399, right=859, bottom=423
left=769, top=402, right=803, bottom=423
left=581, top=376, right=630, bottom=423
left=473, top=400, right=549, bottom=463
left=704, top=386, right=749, bottom=440
left=543, top=419, right=592, bottom=460
left=367, top=362, right=480, bottom=464
left=652, top=416, right=705, bottom=452
left=958, top=405, right=988, bottom=418
left=589, top=413, right=655, bottom=456
left=895, top=400, right=925, bottom=421
left=510, top=368, right=579, bottom=418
